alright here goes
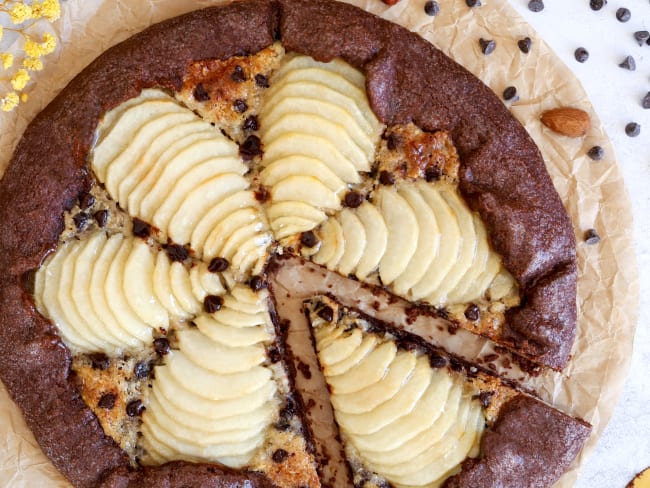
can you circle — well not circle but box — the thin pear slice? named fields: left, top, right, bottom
left=194, top=315, right=271, bottom=347
left=70, top=233, right=123, bottom=349
left=271, top=216, right=320, bottom=240
left=104, top=237, right=153, bottom=342
left=230, top=233, right=272, bottom=275
left=376, top=187, right=419, bottom=286
left=212, top=308, right=268, bottom=328
left=104, top=111, right=195, bottom=201
left=276, top=55, right=366, bottom=88
left=465, top=252, right=501, bottom=303
left=337, top=209, right=366, bottom=276
left=313, top=218, right=344, bottom=269
left=153, top=252, right=189, bottom=319
left=167, top=353, right=272, bottom=401
left=219, top=221, right=267, bottom=263
left=190, top=187, right=253, bottom=256
left=169, top=262, right=200, bottom=316
left=392, top=183, right=441, bottom=296
left=263, top=132, right=360, bottom=183
left=221, top=294, right=266, bottom=315
left=267, top=200, right=328, bottom=223
left=410, top=182, right=461, bottom=300
left=318, top=328, right=363, bottom=366
left=176, top=330, right=265, bottom=374
left=448, top=214, right=491, bottom=304
left=189, top=262, right=226, bottom=302
left=426, top=188, right=477, bottom=306
left=271, top=175, right=341, bottom=210
left=202, top=208, right=261, bottom=261
left=354, top=202, right=388, bottom=280
left=260, top=156, right=346, bottom=194
left=96, top=89, right=169, bottom=142
left=124, top=240, right=168, bottom=329
left=315, top=323, right=347, bottom=352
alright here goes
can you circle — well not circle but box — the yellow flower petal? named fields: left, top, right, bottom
left=20, top=93, right=29, bottom=103
left=10, top=3, right=33, bottom=24
left=23, top=57, right=44, bottom=71
left=1, top=53, right=14, bottom=70
left=1, top=92, right=20, bottom=112
left=11, top=69, right=31, bottom=91
left=42, top=0, right=61, bottom=22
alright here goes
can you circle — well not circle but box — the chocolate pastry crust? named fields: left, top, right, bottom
left=0, top=0, right=579, bottom=486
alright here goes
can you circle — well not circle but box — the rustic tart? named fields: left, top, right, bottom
left=0, top=0, right=589, bottom=487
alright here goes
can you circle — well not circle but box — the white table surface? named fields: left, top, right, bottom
left=508, top=1, right=650, bottom=487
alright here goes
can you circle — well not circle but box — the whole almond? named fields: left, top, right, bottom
left=540, top=107, right=591, bottom=137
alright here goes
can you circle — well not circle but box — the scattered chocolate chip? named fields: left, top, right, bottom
left=574, top=47, right=589, bottom=63
left=208, top=257, right=230, bottom=273
left=233, top=99, right=248, bottom=113
left=317, top=305, right=334, bottom=322
left=625, top=122, right=641, bottom=137
left=89, top=353, right=110, bottom=370
left=386, top=132, right=402, bottom=150
left=478, top=391, right=494, bottom=408
left=267, top=347, right=281, bottom=363
left=502, top=86, right=519, bottom=101
left=344, top=191, right=364, bottom=208
left=379, top=170, right=395, bottom=185
left=242, top=115, right=259, bottom=131
left=587, top=146, right=605, bottom=160
left=464, top=304, right=480, bottom=321
left=132, top=218, right=151, bottom=238
left=643, top=92, right=650, bottom=110
left=589, top=0, right=606, bottom=10
left=424, top=166, right=441, bottom=182
left=429, top=354, right=448, bottom=368
left=153, top=338, right=170, bottom=356
left=424, top=0, right=440, bottom=15
left=479, top=38, right=496, bottom=55
left=204, top=295, right=224, bottom=313
left=166, top=244, right=189, bottom=262
left=134, top=361, right=150, bottom=379
left=255, top=186, right=270, bottom=203
left=618, top=55, right=636, bottom=71
left=98, top=393, right=117, bottom=410
left=93, top=210, right=108, bottom=228
left=240, top=135, right=263, bottom=161
left=230, top=65, right=246, bottom=83
left=254, top=74, right=269, bottom=88
left=300, top=231, right=319, bottom=247
left=634, top=30, right=650, bottom=46
left=73, top=212, right=89, bottom=230
left=616, top=7, right=631, bottom=22
left=78, top=192, right=95, bottom=209
left=126, top=399, right=145, bottom=417
left=272, top=449, right=289, bottom=463
left=584, top=228, right=601, bottom=245
left=465, top=0, right=481, bottom=6
left=193, top=83, right=210, bottom=102
left=249, top=275, right=266, bottom=291
left=517, top=36, right=532, bottom=54
left=527, top=0, right=544, bottom=12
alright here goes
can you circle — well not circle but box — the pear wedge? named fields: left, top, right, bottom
left=337, top=209, right=366, bottom=276
left=260, top=156, right=346, bottom=194
left=354, top=202, right=388, bottom=280
left=194, top=315, right=271, bottom=348
left=271, top=175, right=341, bottom=210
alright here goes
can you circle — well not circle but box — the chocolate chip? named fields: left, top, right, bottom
left=502, top=86, right=519, bottom=101
left=615, top=7, right=630, bottom=22
left=424, top=167, right=441, bottom=182
left=464, top=304, right=480, bottom=321
left=527, top=0, right=544, bottom=12
left=643, top=92, right=650, bottom=110
left=424, top=0, right=440, bottom=15
left=193, top=83, right=210, bottom=102
left=589, top=0, right=606, bottom=10
left=98, top=393, right=116, bottom=410
left=479, top=38, right=496, bottom=55
left=465, top=0, right=481, bottom=6
left=126, top=399, right=145, bottom=417
left=89, top=353, right=110, bottom=370
left=153, top=338, right=170, bottom=356
left=166, top=244, right=188, bottom=262
left=73, top=212, right=88, bottom=230
left=317, top=305, right=334, bottom=322
left=517, top=37, right=532, bottom=54
left=93, top=210, right=108, bottom=228
left=478, top=391, right=494, bottom=408
left=254, top=74, right=269, bottom=88
left=618, top=55, right=636, bottom=71
left=584, top=228, right=601, bottom=245
left=300, top=231, right=319, bottom=247
left=242, top=115, right=259, bottom=131
left=255, top=186, right=270, bottom=203
left=231, top=65, right=246, bottom=83
left=240, top=135, right=263, bottom=161
left=429, top=354, right=448, bottom=368
left=634, top=31, right=650, bottom=46
left=208, top=257, right=230, bottom=273
left=249, top=275, right=266, bottom=291
left=78, top=192, right=95, bottom=209
left=233, top=99, right=248, bottom=113
left=267, top=347, right=281, bottom=363
left=344, top=191, right=364, bottom=208
left=587, top=146, right=605, bottom=160
left=379, top=170, right=395, bottom=185
left=204, top=295, right=224, bottom=313
left=134, top=361, right=150, bottom=379
left=132, top=218, right=151, bottom=238
left=625, top=122, right=641, bottom=137
left=272, top=449, right=289, bottom=463
left=574, top=47, right=589, bottom=63
left=386, top=132, right=402, bottom=150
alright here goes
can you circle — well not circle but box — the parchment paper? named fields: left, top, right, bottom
left=0, top=0, right=639, bottom=486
